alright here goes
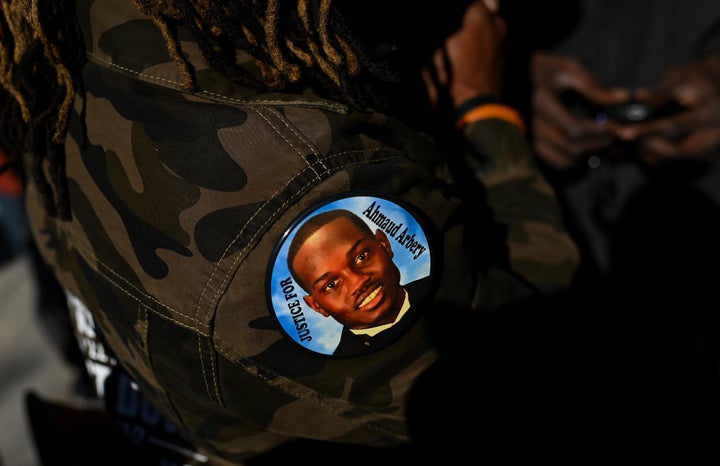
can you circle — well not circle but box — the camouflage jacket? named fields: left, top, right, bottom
left=21, top=1, right=578, bottom=464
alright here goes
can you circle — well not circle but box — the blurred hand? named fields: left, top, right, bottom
left=530, top=52, right=630, bottom=169
left=422, top=0, right=506, bottom=109
left=617, top=56, right=720, bottom=165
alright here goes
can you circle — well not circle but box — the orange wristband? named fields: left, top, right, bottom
left=456, top=103, right=526, bottom=133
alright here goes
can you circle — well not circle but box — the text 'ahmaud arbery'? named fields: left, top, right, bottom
left=362, top=201, right=427, bottom=260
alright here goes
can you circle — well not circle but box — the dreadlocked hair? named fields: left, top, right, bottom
left=0, top=0, right=401, bottom=221
left=131, top=0, right=400, bottom=107
left=0, top=0, right=82, bottom=220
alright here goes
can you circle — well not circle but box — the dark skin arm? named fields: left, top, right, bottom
left=422, top=0, right=505, bottom=109
left=420, top=1, right=581, bottom=290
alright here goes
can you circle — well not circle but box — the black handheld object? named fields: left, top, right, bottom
left=562, top=90, right=683, bottom=124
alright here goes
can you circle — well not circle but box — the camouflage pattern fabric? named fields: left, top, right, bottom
left=20, top=1, right=579, bottom=463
